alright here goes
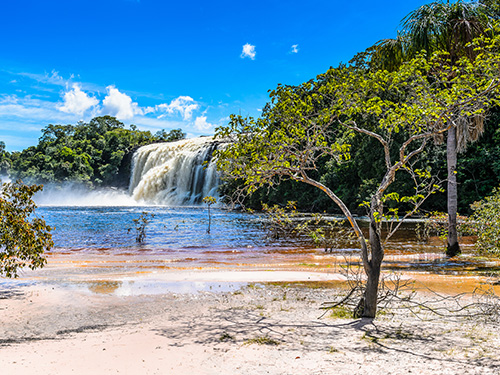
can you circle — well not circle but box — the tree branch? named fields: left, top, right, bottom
left=341, top=120, right=392, bottom=169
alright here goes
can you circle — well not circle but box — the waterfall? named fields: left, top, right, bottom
left=129, top=137, right=220, bottom=205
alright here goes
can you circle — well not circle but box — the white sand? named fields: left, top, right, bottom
left=1, top=268, right=499, bottom=375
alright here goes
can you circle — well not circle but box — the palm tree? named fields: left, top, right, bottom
left=370, top=0, right=493, bottom=257
left=479, top=0, right=500, bottom=19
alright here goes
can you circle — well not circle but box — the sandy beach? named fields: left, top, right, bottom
left=1, top=252, right=500, bottom=375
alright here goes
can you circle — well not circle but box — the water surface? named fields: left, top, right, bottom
left=40, top=205, right=266, bottom=253
left=31, top=206, right=496, bottom=280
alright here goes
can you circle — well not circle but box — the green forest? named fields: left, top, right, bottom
left=0, top=116, right=185, bottom=188
left=236, top=109, right=500, bottom=216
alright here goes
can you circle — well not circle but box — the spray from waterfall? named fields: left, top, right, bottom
left=129, top=137, right=221, bottom=205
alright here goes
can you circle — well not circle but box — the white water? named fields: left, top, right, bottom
left=22, top=137, right=221, bottom=206
left=4, top=178, right=135, bottom=207
left=35, top=184, right=139, bottom=206
left=129, top=137, right=220, bottom=205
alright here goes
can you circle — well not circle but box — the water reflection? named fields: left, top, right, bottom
left=82, top=279, right=245, bottom=296
left=87, top=280, right=123, bottom=294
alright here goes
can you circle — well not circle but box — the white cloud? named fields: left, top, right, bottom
left=156, top=96, right=199, bottom=120
left=142, top=106, right=156, bottom=115
left=17, top=70, right=68, bottom=87
left=194, top=116, right=214, bottom=131
left=291, top=44, right=299, bottom=54
left=1, top=67, right=231, bottom=149
left=241, top=43, right=256, bottom=60
left=58, top=84, right=99, bottom=116
left=0, top=95, right=74, bottom=123
left=101, top=86, right=141, bottom=120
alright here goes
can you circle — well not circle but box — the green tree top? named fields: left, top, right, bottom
left=9, top=116, right=186, bottom=187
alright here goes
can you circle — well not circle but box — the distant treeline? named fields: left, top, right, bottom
left=0, top=116, right=185, bottom=188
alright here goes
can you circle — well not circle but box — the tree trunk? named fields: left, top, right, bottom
left=207, top=205, right=211, bottom=234
left=362, top=212, right=384, bottom=318
left=446, top=127, right=461, bottom=257
left=302, top=177, right=384, bottom=318
left=363, top=260, right=381, bottom=318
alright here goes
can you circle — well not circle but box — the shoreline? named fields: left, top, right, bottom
left=5, top=250, right=500, bottom=296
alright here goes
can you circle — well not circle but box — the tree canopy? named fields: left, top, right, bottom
left=7, top=116, right=185, bottom=187
left=366, top=0, right=499, bottom=257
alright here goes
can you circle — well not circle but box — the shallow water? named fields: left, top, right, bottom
left=74, top=279, right=247, bottom=296
left=28, top=206, right=498, bottom=282
left=36, top=205, right=308, bottom=273
left=0, top=205, right=495, bottom=298
left=40, top=206, right=267, bottom=253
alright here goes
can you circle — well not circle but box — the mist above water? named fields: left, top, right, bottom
left=0, top=175, right=11, bottom=183
left=35, top=184, right=140, bottom=207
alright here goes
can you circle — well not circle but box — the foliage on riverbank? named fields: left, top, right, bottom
left=222, top=106, right=500, bottom=216
left=0, top=180, right=53, bottom=277
left=464, top=187, right=500, bottom=255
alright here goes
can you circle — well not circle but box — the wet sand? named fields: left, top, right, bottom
left=1, top=251, right=500, bottom=374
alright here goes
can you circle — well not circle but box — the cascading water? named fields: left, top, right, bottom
left=129, top=137, right=221, bottom=205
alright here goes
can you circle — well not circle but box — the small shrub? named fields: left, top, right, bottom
left=415, top=211, right=448, bottom=243
left=328, top=306, right=352, bottom=319
left=463, top=187, right=500, bottom=256
left=219, top=333, right=234, bottom=342
left=203, top=196, right=216, bottom=234
left=416, top=211, right=468, bottom=246
left=130, top=211, right=155, bottom=243
left=261, top=201, right=355, bottom=251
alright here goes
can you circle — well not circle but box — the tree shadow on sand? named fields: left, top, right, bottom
left=357, top=319, right=499, bottom=370
left=151, top=306, right=499, bottom=371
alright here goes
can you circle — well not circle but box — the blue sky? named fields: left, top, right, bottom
left=0, top=0, right=431, bottom=151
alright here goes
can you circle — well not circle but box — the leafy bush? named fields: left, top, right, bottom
left=415, top=212, right=448, bottom=244
left=0, top=180, right=53, bottom=277
left=464, top=187, right=500, bottom=256
left=261, top=201, right=355, bottom=251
